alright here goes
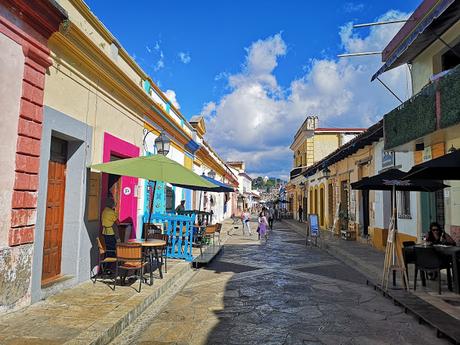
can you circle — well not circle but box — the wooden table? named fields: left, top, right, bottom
left=128, top=239, right=166, bottom=283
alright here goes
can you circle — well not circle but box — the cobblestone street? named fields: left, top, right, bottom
left=112, top=219, right=447, bottom=345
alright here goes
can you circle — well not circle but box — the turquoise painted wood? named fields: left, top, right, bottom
left=148, top=213, right=195, bottom=262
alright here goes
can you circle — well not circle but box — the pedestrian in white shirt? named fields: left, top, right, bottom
left=242, top=209, right=252, bottom=236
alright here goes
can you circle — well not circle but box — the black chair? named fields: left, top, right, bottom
left=402, top=241, right=416, bottom=280
left=414, top=247, right=452, bottom=294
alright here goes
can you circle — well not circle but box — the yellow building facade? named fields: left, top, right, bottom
left=288, top=116, right=364, bottom=221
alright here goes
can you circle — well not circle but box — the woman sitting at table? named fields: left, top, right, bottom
left=426, top=222, right=456, bottom=246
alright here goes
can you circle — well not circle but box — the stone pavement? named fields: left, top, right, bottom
left=285, top=219, right=460, bottom=322
left=0, top=219, right=237, bottom=345
left=112, top=218, right=447, bottom=345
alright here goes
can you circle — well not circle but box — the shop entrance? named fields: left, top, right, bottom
left=42, top=137, right=67, bottom=285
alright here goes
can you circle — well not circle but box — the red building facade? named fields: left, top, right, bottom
left=0, top=0, right=66, bottom=312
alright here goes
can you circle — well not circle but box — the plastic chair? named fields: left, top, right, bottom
left=402, top=241, right=416, bottom=280
left=92, top=237, right=117, bottom=283
left=414, top=246, right=452, bottom=294
left=114, top=243, right=148, bottom=292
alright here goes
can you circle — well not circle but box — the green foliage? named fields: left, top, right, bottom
left=440, top=66, right=460, bottom=129
left=384, top=84, right=436, bottom=150
left=252, top=177, right=286, bottom=191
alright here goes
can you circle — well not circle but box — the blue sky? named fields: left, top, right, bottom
left=85, top=0, right=419, bottom=178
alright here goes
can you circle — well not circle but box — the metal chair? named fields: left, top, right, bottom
left=114, top=243, right=148, bottom=292
left=151, top=232, right=168, bottom=274
left=414, top=246, right=452, bottom=294
left=92, top=237, right=117, bottom=283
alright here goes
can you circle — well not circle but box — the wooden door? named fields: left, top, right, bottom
left=42, top=137, right=67, bottom=285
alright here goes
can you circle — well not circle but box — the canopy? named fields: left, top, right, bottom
left=403, top=150, right=460, bottom=181
left=174, top=175, right=235, bottom=192
left=91, top=155, right=217, bottom=189
left=351, top=168, right=448, bottom=192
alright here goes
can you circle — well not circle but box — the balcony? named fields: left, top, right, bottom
left=384, top=65, right=460, bottom=150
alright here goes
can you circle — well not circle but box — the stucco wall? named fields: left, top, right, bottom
left=411, top=19, right=460, bottom=94
left=314, top=134, right=339, bottom=164
left=0, top=33, right=23, bottom=246
left=0, top=31, right=33, bottom=314
left=31, top=106, right=94, bottom=303
left=45, top=34, right=144, bottom=166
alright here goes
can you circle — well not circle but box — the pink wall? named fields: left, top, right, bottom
left=101, top=132, right=139, bottom=237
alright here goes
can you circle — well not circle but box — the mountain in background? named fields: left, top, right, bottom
left=252, top=176, right=286, bottom=192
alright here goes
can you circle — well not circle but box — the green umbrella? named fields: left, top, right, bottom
left=92, top=155, right=217, bottom=225
left=91, top=155, right=216, bottom=189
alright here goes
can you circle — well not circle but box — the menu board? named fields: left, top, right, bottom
left=308, top=214, right=319, bottom=237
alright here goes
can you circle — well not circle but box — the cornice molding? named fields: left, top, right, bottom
left=67, top=0, right=189, bottom=127
left=53, top=22, right=192, bottom=148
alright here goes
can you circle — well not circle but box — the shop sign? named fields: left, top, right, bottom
left=123, top=186, right=132, bottom=196
left=382, top=150, right=394, bottom=168
left=423, top=146, right=432, bottom=162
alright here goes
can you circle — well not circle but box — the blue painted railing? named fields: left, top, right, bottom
left=147, top=213, right=195, bottom=262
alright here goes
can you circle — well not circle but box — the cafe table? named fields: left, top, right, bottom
left=413, top=244, right=460, bottom=294
left=128, top=238, right=166, bottom=284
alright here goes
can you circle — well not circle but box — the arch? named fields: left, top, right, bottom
left=319, top=184, right=325, bottom=227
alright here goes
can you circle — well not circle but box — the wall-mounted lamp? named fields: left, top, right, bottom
left=208, top=169, right=216, bottom=179
left=154, top=131, right=171, bottom=156
left=323, top=166, right=331, bottom=178
left=448, top=145, right=457, bottom=154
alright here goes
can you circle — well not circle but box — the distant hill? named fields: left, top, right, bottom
left=252, top=176, right=286, bottom=192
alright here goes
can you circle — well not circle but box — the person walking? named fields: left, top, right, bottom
left=298, top=205, right=303, bottom=223
left=242, top=209, right=252, bottom=236
left=258, top=211, right=269, bottom=241
left=268, top=206, right=274, bottom=230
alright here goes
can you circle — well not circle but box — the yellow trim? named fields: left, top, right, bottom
left=68, top=0, right=188, bottom=125
left=53, top=23, right=192, bottom=148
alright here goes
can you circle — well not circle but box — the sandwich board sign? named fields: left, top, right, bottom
left=306, top=213, right=319, bottom=246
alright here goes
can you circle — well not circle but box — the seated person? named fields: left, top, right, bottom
left=175, top=199, right=186, bottom=213
left=426, top=222, right=456, bottom=246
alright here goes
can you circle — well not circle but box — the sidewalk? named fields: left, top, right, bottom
left=284, top=219, right=460, bottom=322
left=0, top=220, right=235, bottom=345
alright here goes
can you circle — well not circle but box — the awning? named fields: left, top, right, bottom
left=403, top=150, right=460, bottom=180
left=201, top=175, right=235, bottom=193
left=351, top=168, right=448, bottom=192
left=371, top=0, right=458, bottom=81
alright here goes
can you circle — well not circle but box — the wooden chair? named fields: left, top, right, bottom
left=214, top=223, right=223, bottom=245
left=114, top=243, right=148, bottom=292
left=152, top=233, right=169, bottom=273
left=92, top=237, right=117, bottom=283
left=204, top=224, right=217, bottom=245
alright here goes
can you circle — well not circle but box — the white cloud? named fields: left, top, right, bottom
left=154, top=50, right=165, bottom=71
left=178, top=51, right=191, bottom=64
left=343, top=2, right=365, bottom=13
left=164, top=89, right=180, bottom=109
left=202, top=11, right=410, bottom=178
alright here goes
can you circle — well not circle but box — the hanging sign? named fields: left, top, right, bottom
left=123, top=186, right=132, bottom=196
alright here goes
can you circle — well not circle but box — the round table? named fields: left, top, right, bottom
left=128, top=239, right=166, bottom=283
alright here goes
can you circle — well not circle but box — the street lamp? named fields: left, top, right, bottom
left=154, top=131, right=170, bottom=156
left=208, top=169, right=216, bottom=179
left=323, top=166, right=331, bottom=178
